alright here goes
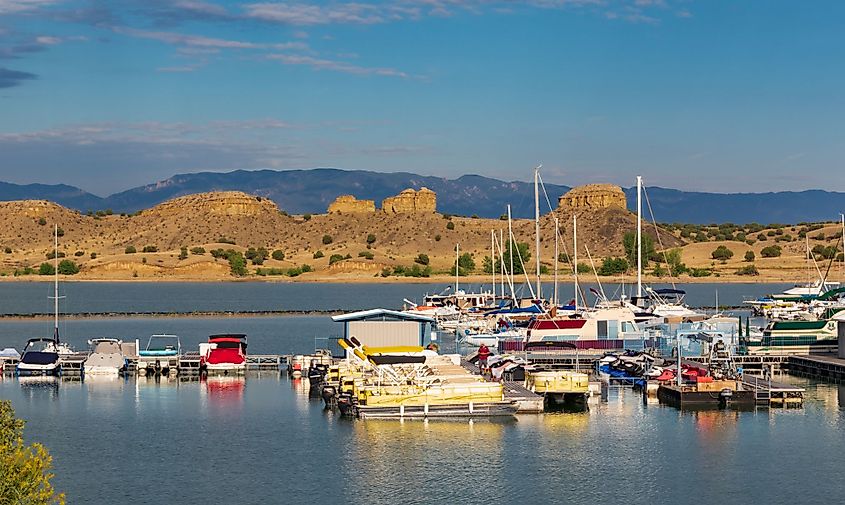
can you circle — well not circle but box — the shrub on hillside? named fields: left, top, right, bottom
left=760, top=245, right=782, bottom=258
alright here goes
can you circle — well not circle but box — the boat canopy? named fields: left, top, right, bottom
left=487, top=304, right=544, bottom=315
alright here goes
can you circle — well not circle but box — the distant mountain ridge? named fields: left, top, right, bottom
left=0, top=168, right=842, bottom=224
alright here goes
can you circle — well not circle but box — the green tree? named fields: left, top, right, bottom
left=458, top=252, right=475, bottom=272
left=90, top=252, right=97, bottom=260
left=322, top=234, right=333, bottom=245
left=366, top=234, right=376, bottom=245
left=502, top=240, right=531, bottom=275
left=482, top=255, right=494, bottom=274
left=760, top=245, right=782, bottom=258
left=744, top=250, right=755, bottom=262
left=142, top=245, right=158, bottom=253
left=124, top=246, right=136, bottom=254
left=38, top=263, right=55, bottom=276
left=328, top=254, right=345, bottom=265
left=598, top=257, right=628, bottom=276
left=664, top=248, right=688, bottom=276
left=190, top=247, right=205, bottom=255
left=446, top=221, right=455, bottom=230
left=735, top=265, right=759, bottom=276
left=227, top=252, right=247, bottom=277
left=37, top=218, right=47, bottom=226
left=0, top=400, right=65, bottom=504
left=272, top=250, right=285, bottom=261
left=178, top=247, right=188, bottom=260
left=358, top=250, right=374, bottom=260
left=711, top=245, right=734, bottom=261
left=313, top=250, right=324, bottom=259
left=414, top=253, right=430, bottom=265
left=57, top=260, right=79, bottom=275
left=434, top=234, right=442, bottom=242
left=623, top=232, right=655, bottom=270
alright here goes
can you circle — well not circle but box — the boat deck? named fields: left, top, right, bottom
left=460, top=358, right=544, bottom=413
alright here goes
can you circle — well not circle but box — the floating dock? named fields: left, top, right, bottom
left=787, top=354, right=845, bottom=383
left=460, top=359, right=544, bottom=413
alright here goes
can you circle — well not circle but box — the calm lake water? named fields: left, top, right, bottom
left=1, top=282, right=839, bottom=504
left=0, top=280, right=792, bottom=314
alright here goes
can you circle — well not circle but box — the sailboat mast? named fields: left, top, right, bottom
left=534, top=165, right=542, bottom=299
left=554, top=216, right=559, bottom=307
left=53, top=224, right=59, bottom=342
left=500, top=229, right=506, bottom=299
left=490, top=230, right=495, bottom=299
left=637, top=175, right=643, bottom=298
left=573, top=214, right=579, bottom=311
left=507, top=204, right=514, bottom=297
left=455, top=243, right=459, bottom=293
left=841, top=213, right=845, bottom=281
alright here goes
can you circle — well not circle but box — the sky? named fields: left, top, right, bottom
left=1, top=0, right=844, bottom=196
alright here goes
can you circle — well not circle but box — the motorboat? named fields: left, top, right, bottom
left=137, top=334, right=181, bottom=375
left=16, top=338, right=61, bottom=376
left=84, top=338, right=127, bottom=376
left=200, top=334, right=247, bottom=375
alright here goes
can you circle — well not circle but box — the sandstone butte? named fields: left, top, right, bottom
left=0, top=185, right=836, bottom=282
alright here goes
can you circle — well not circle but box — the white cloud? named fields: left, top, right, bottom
left=0, top=0, right=59, bottom=15
left=267, top=53, right=410, bottom=78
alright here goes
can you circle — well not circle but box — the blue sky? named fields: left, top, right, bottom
left=1, top=0, right=843, bottom=195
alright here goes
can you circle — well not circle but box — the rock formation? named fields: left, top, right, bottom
left=381, top=187, right=436, bottom=214
left=327, top=195, right=376, bottom=214
left=558, top=184, right=626, bottom=211
left=147, top=191, right=279, bottom=217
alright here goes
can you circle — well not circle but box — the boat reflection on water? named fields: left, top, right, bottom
left=18, top=375, right=60, bottom=399
left=202, top=375, right=246, bottom=405
left=343, top=417, right=509, bottom=503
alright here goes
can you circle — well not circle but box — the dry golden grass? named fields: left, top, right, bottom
left=0, top=191, right=840, bottom=282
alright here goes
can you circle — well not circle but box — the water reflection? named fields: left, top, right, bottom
left=343, top=417, right=509, bottom=504
left=201, top=375, right=246, bottom=412
left=18, top=375, right=60, bottom=399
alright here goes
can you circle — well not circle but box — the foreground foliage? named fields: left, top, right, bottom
left=0, top=400, right=64, bottom=505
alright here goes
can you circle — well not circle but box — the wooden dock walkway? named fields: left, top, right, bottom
left=460, top=358, right=544, bottom=413
left=740, top=375, right=805, bottom=406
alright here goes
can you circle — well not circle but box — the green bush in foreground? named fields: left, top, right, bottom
left=0, top=400, right=65, bottom=504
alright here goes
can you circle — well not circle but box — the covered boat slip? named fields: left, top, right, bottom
left=331, top=309, right=435, bottom=358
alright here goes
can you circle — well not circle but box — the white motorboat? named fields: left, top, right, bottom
left=17, top=338, right=61, bottom=376
left=84, top=338, right=127, bottom=375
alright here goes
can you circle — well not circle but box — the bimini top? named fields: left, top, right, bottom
left=331, top=308, right=435, bottom=323
left=208, top=334, right=247, bottom=342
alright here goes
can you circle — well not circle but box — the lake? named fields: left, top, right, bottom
left=1, top=281, right=839, bottom=505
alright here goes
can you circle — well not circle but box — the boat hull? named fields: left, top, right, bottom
left=355, top=401, right=519, bottom=419
left=17, top=363, right=60, bottom=376
left=204, top=363, right=246, bottom=375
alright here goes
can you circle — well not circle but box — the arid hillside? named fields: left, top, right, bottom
left=0, top=186, right=840, bottom=282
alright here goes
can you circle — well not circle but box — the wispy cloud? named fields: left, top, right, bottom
left=267, top=53, right=410, bottom=78
left=0, top=0, right=59, bottom=15
left=0, top=66, right=36, bottom=88
left=113, top=26, right=307, bottom=51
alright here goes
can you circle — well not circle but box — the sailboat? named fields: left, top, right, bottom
left=17, top=225, right=72, bottom=376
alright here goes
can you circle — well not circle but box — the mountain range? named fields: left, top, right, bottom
left=0, top=168, right=842, bottom=224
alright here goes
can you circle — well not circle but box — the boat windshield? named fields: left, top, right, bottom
left=145, top=335, right=180, bottom=351
left=213, top=341, right=246, bottom=350
left=25, top=339, right=56, bottom=352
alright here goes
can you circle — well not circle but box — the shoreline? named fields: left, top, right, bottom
left=0, top=273, right=828, bottom=284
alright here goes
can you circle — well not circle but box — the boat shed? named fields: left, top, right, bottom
left=331, top=309, right=435, bottom=351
